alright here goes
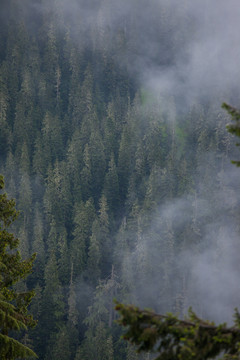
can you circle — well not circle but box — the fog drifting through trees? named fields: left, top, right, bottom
left=1, top=0, right=240, bottom=359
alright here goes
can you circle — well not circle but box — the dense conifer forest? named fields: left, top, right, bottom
left=1, top=0, right=240, bottom=359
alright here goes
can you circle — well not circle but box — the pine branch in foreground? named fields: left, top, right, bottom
left=115, top=302, right=240, bottom=360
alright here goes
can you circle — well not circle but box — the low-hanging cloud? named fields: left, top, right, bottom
left=20, top=0, right=240, bottom=108
left=12, top=0, right=240, bottom=326
left=141, top=0, right=240, bottom=107
left=119, top=160, right=240, bottom=324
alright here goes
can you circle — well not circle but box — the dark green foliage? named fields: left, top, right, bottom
left=104, top=154, right=120, bottom=215
left=116, top=303, right=240, bottom=360
left=115, top=103, right=240, bottom=360
left=37, top=250, right=65, bottom=356
left=71, top=198, right=96, bottom=279
left=1, top=1, right=240, bottom=359
left=222, top=103, right=240, bottom=166
left=0, top=175, right=37, bottom=359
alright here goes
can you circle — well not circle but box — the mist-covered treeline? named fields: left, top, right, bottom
left=1, top=0, right=240, bottom=359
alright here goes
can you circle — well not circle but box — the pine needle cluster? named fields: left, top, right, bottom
left=0, top=175, right=37, bottom=359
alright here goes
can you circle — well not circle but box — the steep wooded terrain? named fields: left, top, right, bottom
left=1, top=1, right=240, bottom=359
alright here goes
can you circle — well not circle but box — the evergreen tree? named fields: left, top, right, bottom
left=103, top=153, right=120, bottom=215
left=38, top=251, right=64, bottom=357
left=45, top=325, right=71, bottom=360
left=31, top=203, right=45, bottom=286
left=80, top=144, right=93, bottom=202
left=0, top=175, right=37, bottom=359
left=68, top=47, right=83, bottom=131
left=66, top=129, right=83, bottom=203
left=87, top=219, right=101, bottom=285
left=115, top=103, right=240, bottom=360
left=32, top=132, right=47, bottom=177
left=0, top=66, right=11, bottom=155
left=102, top=101, right=119, bottom=162
left=41, top=112, right=63, bottom=164
left=68, top=265, right=78, bottom=327
left=13, top=67, right=36, bottom=156
left=70, top=198, right=96, bottom=279
left=116, top=303, right=240, bottom=360
left=2, top=2, right=239, bottom=359
left=57, top=226, right=70, bottom=285
left=118, top=124, right=133, bottom=202
left=98, top=194, right=112, bottom=276
left=42, top=22, right=60, bottom=112
left=223, top=103, right=240, bottom=166
left=79, top=64, right=94, bottom=116
left=18, top=172, right=32, bottom=228
left=44, top=161, right=72, bottom=227
left=4, top=151, right=17, bottom=199
left=89, top=127, right=106, bottom=202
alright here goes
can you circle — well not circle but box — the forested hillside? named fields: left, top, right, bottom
left=1, top=0, right=240, bottom=359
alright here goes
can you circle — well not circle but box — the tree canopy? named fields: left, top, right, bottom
left=116, top=303, right=240, bottom=360
left=115, top=104, right=240, bottom=360
left=0, top=175, right=37, bottom=359
left=222, top=103, right=240, bottom=166
left=1, top=1, right=240, bottom=358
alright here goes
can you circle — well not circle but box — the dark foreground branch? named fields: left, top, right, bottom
left=115, top=302, right=240, bottom=360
